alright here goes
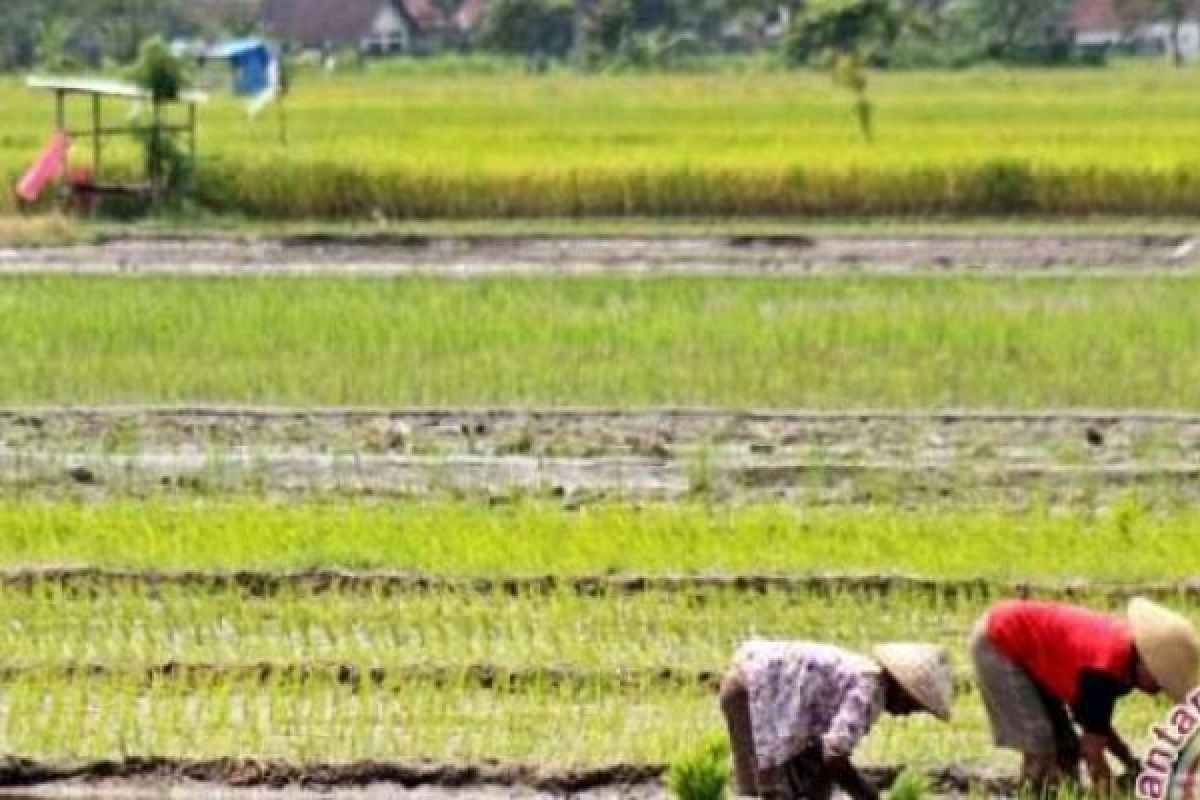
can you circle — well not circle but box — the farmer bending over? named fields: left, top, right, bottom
left=970, top=598, right=1200, bottom=796
left=720, top=640, right=953, bottom=800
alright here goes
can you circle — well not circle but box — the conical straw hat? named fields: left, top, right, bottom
left=1128, top=597, right=1200, bottom=703
left=872, top=643, right=954, bottom=721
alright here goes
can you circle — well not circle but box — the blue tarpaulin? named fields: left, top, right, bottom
left=206, top=38, right=274, bottom=96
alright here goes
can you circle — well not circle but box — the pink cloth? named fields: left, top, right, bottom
left=734, top=641, right=884, bottom=768
left=17, top=132, right=71, bottom=202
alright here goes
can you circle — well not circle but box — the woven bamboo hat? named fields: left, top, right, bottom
left=1129, top=597, right=1200, bottom=703
left=872, top=643, right=954, bottom=721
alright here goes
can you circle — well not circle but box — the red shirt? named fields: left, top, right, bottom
left=986, top=600, right=1134, bottom=705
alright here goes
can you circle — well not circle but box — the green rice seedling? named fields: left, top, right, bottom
left=667, top=733, right=731, bottom=800
left=0, top=658, right=1166, bottom=769
left=2, top=498, right=1200, bottom=580
left=0, top=489, right=1194, bottom=776
left=1, top=275, right=1200, bottom=410
left=686, top=442, right=718, bottom=499
left=886, top=767, right=932, bottom=800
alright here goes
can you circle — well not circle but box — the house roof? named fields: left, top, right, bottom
left=263, top=0, right=410, bottom=45
left=453, top=0, right=488, bottom=32
left=403, top=0, right=439, bottom=30
left=1071, top=0, right=1120, bottom=32
left=262, top=0, right=487, bottom=45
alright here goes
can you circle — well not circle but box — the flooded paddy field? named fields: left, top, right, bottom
left=1, top=408, right=1199, bottom=506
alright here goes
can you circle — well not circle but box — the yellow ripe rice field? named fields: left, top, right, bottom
left=5, top=64, right=1200, bottom=217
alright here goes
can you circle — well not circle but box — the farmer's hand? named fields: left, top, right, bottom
left=823, top=754, right=878, bottom=800
left=1116, top=762, right=1141, bottom=796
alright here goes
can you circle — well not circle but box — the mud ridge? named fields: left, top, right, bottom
left=4, top=568, right=1200, bottom=602
left=0, top=661, right=990, bottom=696
left=0, top=757, right=664, bottom=792
left=0, top=757, right=1016, bottom=795
left=0, top=661, right=728, bottom=693
left=8, top=452, right=1200, bottom=504
left=3, top=234, right=1200, bottom=274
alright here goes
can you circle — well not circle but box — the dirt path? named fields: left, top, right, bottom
left=1, top=234, right=1199, bottom=274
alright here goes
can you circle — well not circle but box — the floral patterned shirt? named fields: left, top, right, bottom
left=734, top=640, right=885, bottom=769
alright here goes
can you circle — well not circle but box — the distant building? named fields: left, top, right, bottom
left=261, top=0, right=489, bottom=55
left=1132, top=21, right=1200, bottom=62
left=1070, top=0, right=1200, bottom=62
left=452, top=0, right=490, bottom=42
left=1071, top=0, right=1122, bottom=49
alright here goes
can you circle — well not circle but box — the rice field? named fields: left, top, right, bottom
left=0, top=274, right=1199, bottom=408
left=7, top=65, right=1200, bottom=216
left=0, top=498, right=1187, bottom=776
left=5, top=62, right=1200, bottom=793
left=0, top=499, right=1187, bottom=580
left=0, top=265, right=1195, bottom=790
left=0, top=589, right=1170, bottom=771
left=0, top=436, right=1192, bottom=785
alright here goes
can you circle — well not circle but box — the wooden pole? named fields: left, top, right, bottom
left=151, top=99, right=163, bottom=204
left=189, top=102, right=197, bottom=169
left=55, top=91, right=65, bottom=131
left=92, top=93, right=102, bottom=180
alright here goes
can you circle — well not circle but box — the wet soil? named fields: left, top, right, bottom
left=0, top=758, right=1013, bottom=797
left=2, top=408, right=1199, bottom=505
left=7, top=408, right=1195, bottom=464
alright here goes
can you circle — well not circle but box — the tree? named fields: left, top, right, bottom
left=786, top=0, right=899, bottom=140
left=0, top=2, right=32, bottom=69
left=571, top=0, right=633, bottom=67
left=956, top=0, right=1074, bottom=60
left=478, top=0, right=574, bottom=58
left=90, top=0, right=192, bottom=63
left=35, top=17, right=76, bottom=72
left=631, top=0, right=679, bottom=30
left=0, top=0, right=198, bottom=69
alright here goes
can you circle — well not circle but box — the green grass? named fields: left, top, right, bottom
left=8, top=66, right=1200, bottom=216
left=0, top=274, right=1199, bottom=407
left=0, top=498, right=1188, bottom=580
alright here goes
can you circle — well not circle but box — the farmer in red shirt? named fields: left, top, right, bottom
left=971, top=598, right=1199, bottom=796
